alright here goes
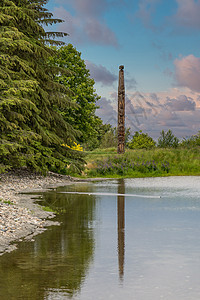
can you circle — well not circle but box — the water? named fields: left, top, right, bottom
left=1, top=177, right=200, bottom=299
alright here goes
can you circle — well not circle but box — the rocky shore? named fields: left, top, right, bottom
left=0, top=169, right=75, bottom=256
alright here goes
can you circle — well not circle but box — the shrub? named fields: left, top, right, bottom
left=127, top=131, right=156, bottom=149
left=180, top=131, right=200, bottom=148
left=157, top=130, right=179, bottom=148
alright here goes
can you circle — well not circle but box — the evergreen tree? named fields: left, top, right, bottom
left=0, top=0, right=84, bottom=173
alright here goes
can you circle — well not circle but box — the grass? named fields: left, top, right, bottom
left=84, top=147, right=200, bottom=178
left=41, top=206, right=55, bottom=212
left=85, top=147, right=117, bottom=161
left=0, top=199, right=14, bottom=205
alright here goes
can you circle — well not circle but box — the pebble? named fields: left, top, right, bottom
left=0, top=169, right=73, bottom=255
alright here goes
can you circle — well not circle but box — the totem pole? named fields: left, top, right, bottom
left=118, top=65, right=125, bottom=154
left=117, top=179, right=125, bottom=282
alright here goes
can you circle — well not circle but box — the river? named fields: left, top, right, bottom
left=0, top=176, right=200, bottom=299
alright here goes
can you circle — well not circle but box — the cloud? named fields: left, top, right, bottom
left=126, top=77, right=137, bottom=90
left=157, top=110, right=181, bottom=125
left=165, top=95, right=196, bottom=111
left=96, top=97, right=117, bottom=126
left=85, top=61, right=117, bottom=86
left=174, top=55, right=200, bottom=92
left=158, top=110, right=185, bottom=127
left=85, top=62, right=137, bottom=89
left=53, top=0, right=119, bottom=46
left=128, top=91, right=161, bottom=116
left=123, top=89, right=200, bottom=138
left=69, top=0, right=108, bottom=17
left=173, top=0, right=200, bottom=29
left=84, top=20, right=118, bottom=47
left=136, top=0, right=162, bottom=29
left=136, top=0, right=200, bottom=33
left=96, top=89, right=200, bottom=139
left=125, top=97, right=146, bottom=129
left=110, top=92, right=117, bottom=99
left=53, top=7, right=84, bottom=43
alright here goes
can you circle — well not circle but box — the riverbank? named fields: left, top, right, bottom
left=0, top=169, right=77, bottom=256
left=85, top=147, right=200, bottom=177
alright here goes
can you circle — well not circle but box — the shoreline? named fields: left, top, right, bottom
left=1, top=171, right=199, bottom=256
left=0, top=170, right=79, bottom=256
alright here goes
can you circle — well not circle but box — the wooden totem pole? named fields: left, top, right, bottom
left=118, top=65, right=125, bottom=154
left=117, top=179, right=125, bottom=281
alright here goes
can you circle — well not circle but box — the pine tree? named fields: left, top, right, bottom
left=0, top=0, right=84, bottom=174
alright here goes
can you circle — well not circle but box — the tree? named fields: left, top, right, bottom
left=180, top=131, right=200, bottom=148
left=99, top=126, right=131, bottom=149
left=0, top=0, right=84, bottom=173
left=127, top=130, right=156, bottom=149
left=49, top=44, right=101, bottom=147
left=100, top=126, right=117, bottom=148
left=157, top=129, right=179, bottom=148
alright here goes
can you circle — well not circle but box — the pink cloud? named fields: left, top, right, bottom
left=174, top=55, right=200, bottom=92
left=126, top=89, right=200, bottom=138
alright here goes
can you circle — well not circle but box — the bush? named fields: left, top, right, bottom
left=157, top=130, right=179, bottom=148
left=127, top=131, right=156, bottom=149
left=180, top=131, right=200, bottom=148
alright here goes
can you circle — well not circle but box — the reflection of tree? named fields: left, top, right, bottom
left=0, top=184, right=96, bottom=300
left=117, top=179, right=125, bottom=282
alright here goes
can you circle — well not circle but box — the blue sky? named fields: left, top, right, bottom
left=46, top=0, right=200, bottom=138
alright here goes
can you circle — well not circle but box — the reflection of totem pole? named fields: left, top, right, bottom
left=118, top=65, right=125, bottom=154
left=117, top=179, right=125, bottom=282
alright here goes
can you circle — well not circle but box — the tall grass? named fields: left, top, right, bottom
left=85, top=147, right=200, bottom=178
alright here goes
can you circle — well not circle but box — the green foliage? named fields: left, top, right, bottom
left=180, top=131, right=200, bottom=148
left=157, top=130, right=179, bottom=148
left=99, top=126, right=131, bottom=149
left=125, top=127, right=131, bottom=144
left=86, top=147, right=200, bottom=178
left=49, top=44, right=101, bottom=147
left=127, top=130, right=156, bottom=149
left=0, top=0, right=84, bottom=174
left=2, top=200, right=13, bottom=205
left=88, top=152, right=169, bottom=177
left=41, top=205, right=55, bottom=212
left=100, top=126, right=117, bottom=148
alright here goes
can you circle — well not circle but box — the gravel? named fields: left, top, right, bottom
left=0, top=169, right=74, bottom=256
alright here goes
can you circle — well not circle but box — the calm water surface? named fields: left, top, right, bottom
left=1, top=177, right=200, bottom=299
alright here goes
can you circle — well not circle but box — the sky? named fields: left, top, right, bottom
left=46, top=0, right=200, bottom=139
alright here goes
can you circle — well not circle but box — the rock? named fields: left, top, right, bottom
left=0, top=169, right=74, bottom=256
